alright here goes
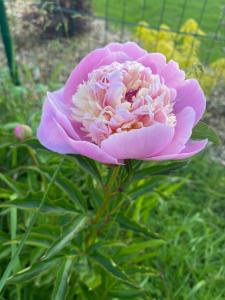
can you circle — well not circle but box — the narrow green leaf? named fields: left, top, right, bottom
left=6, top=259, right=60, bottom=284
left=188, top=280, right=206, bottom=297
left=0, top=173, right=22, bottom=196
left=43, top=215, right=88, bottom=260
left=91, top=252, right=136, bottom=287
left=79, top=282, right=98, bottom=300
left=116, top=214, right=160, bottom=239
left=191, top=121, right=220, bottom=145
left=0, top=198, right=78, bottom=214
left=118, top=240, right=165, bottom=256
left=133, top=161, right=187, bottom=180
left=129, top=176, right=165, bottom=199
left=72, top=155, right=102, bottom=185
left=55, top=175, right=87, bottom=212
left=109, top=290, right=146, bottom=298
left=22, top=138, right=47, bottom=151
left=51, top=258, right=73, bottom=300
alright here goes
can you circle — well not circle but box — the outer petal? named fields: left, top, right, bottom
left=64, top=47, right=111, bottom=105
left=138, top=53, right=167, bottom=74
left=157, top=106, right=196, bottom=155
left=101, top=123, right=174, bottom=160
left=40, top=91, right=81, bottom=141
left=107, top=42, right=147, bottom=59
left=37, top=113, right=119, bottom=164
left=160, top=60, right=185, bottom=88
left=95, top=51, right=131, bottom=68
left=174, top=79, right=206, bottom=125
left=147, top=139, right=208, bottom=161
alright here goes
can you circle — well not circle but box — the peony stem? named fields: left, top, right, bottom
left=86, top=165, right=123, bottom=248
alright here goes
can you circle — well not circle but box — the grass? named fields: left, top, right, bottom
left=93, top=0, right=225, bottom=62
left=147, top=154, right=225, bottom=299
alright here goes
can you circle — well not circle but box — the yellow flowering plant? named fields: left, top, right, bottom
left=135, top=19, right=225, bottom=95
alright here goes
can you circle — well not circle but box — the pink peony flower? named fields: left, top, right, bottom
left=37, top=42, right=207, bottom=164
left=14, top=124, right=32, bottom=141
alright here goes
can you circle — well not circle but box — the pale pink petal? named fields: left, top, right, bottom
left=148, top=139, right=208, bottom=161
left=174, top=79, right=206, bottom=125
left=40, top=92, right=81, bottom=141
left=157, top=107, right=195, bottom=155
left=95, top=51, right=131, bottom=68
left=160, top=60, right=185, bottom=88
left=138, top=53, right=166, bottom=74
left=107, top=42, right=146, bottom=59
left=122, top=42, right=147, bottom=59
left=64, top=47, right=111, bottom=105
left=37, top=116, right=119, bottom=164
left=101, top=123, right=174, bottom=160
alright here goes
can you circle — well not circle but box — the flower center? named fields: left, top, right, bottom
left=72, top=61, right=176, bottom=145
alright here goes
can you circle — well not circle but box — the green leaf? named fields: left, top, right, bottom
left=72, top=155, right=102, bottom=185
left=7, top=259, right=60, bottom=284
left=128, top=176, right=165, bottom=199
left=16, top=166, right=87, bottom=212
left=133, top=161, right=187, bottom=180
left=55, top=175, right=87, bottom=212
left=42, top=215, right=88, bottom=260
left=0, top=173, right=22, bottom=196
left=22, top=138, right=47, bottom=151
left=51, top=257, right=73, bottom=300
left=91, top=252, right=137, bottom=287
left=0, top=197, right=79, bottom=215
left=109, top=290, right=146, bottom=298
left=116, top=214, right=160, bottom=239
left=79, top=282, right=98, bottom=300
left=191, top=121, right=220, bottom=145
left=118, top=240, right=165, bottom=256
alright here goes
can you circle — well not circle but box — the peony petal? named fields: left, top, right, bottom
left=101, top=123, right=174, bottom=160
left=64, top=47, right=111, bottom=105
left=122, top=42, right=147, bottom=59
left=174, top=79, right=206, bottom=125
left=157, top=106, right=196, bottom=155
left=160, top=60, right=185, bottom=88
left=39, top=91, right=81, bottom=141
left=95, top=51, right=131, bottom=68
left=138, top=52, right=166, bottom=74
left=107, top=42, right=146, bottom=59
left=148, top=139, right=208, bottom=161
left=37, top=115, right=119, bottom=164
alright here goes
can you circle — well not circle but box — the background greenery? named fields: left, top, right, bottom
left=93, top=0, right=225, bottom=62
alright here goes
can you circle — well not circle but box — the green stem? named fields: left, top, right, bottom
left=86, top=166, right=121, bottom=248
left=94, top=166, right=121, bottom=224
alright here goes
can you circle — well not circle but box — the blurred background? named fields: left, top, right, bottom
left=0, top=1, right=225, bottom=299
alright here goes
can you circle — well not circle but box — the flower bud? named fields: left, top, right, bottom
left=14, top=124, right=32, bottom=141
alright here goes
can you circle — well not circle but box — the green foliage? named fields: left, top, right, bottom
left=0, top=122, right=224, bottom=299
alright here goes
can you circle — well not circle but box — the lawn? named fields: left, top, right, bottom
left=93, top=0, right=225, bottom=62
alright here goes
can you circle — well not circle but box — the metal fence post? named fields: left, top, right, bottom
left=0, top=0, right=20, bottom=85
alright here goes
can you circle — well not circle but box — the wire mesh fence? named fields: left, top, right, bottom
left=1, top=0, right=225, bottom=96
